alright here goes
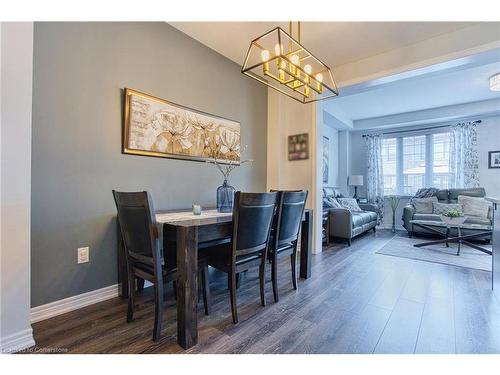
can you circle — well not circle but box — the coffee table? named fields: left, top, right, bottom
left=410, top=219, right=492, bottom=256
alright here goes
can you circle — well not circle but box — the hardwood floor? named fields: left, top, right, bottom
left=29, top=230, right=500, bottom=354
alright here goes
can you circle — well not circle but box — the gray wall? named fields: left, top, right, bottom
left=31, top=22, right=267, bottom=307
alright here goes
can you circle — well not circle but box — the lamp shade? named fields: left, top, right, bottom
left=348, top=175, right=364, bottom=186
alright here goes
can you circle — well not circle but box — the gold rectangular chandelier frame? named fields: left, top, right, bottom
left=241, top=26, right=339, bottom=104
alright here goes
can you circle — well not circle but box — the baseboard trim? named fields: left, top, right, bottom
left=31, top=284, right=119, bottom=323
left=0, top=328, right=35, bottom=353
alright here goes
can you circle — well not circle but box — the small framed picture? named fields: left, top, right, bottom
left=488, top=151, right=500, bottom=169
left=288, top=133, right=309, bottom=161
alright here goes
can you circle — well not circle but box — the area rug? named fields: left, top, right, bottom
left=376, top=234, right=492, bottom=272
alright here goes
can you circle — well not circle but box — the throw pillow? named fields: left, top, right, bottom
left=458, top=195, right=491, bottom=220
left=433, top=202, right=463, bottom=216
left=323, top=197, right=341, bottom=209
left=412, top=197, right=438, bottom=214
left=414, top=187, right=439, bottom=198
left=337, top=198, right=362, bottom=212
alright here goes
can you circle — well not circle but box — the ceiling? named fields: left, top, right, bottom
left=325, top=61, right=500, bottom=121
left=170, top=22, right=477, bottom=67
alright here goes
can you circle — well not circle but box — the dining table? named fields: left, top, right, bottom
left=117, top=207, right=313, bottom=349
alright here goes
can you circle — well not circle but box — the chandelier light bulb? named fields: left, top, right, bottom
left=304, top=64, right=312, bottom=74
left=274, top=43, right=282, bottom=56
left=261, top=49, right=270, bottom=62
left=316, top=73, right=323, bottom=82
left=290, top=54, right=299, bottom=66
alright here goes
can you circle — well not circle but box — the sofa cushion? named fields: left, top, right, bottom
left=351, top=211, right=377, bottom=228
left=413, top=213, right=442, bottom=222
left=449, top=188, right=485, bottom=201
left=435, top=189, right=449, bottom=202
left=338, top=198, right=362, bottom=212
left=464, top=216, right=491, bottom=226
left=458, top=195, right=490, bottom=220
left=413, top=197, right=438, bottom=214
left=432, top=202, right=463, bottom=216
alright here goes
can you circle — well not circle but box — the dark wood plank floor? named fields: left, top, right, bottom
left=30, top=230, right=500, bottom=354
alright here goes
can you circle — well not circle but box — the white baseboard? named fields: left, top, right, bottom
left=0, top=328, right=35, bottom=353
left=31, top=284, right=119, bottom=324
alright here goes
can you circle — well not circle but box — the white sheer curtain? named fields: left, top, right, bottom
left=449, top=121, right=480, bottom=188
left=365, top=134, right=384, bottom=223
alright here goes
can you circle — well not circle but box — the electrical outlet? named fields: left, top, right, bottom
left=78, top=247, right=89, bottom=264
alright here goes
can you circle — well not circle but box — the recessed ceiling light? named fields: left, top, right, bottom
left=490, top=73, right=500, bottom=91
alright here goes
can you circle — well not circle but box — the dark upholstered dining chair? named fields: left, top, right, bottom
left=112, top=190, right=210, bottom=341
left=203, top=191, right=278, bottom=324
left=269, top=190, right=308, bottom=302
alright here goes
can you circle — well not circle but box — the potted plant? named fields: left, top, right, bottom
left=441, top=208, right=467, bottom=225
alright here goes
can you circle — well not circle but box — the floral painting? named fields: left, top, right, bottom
left=123, top=88, right=240, bottom=163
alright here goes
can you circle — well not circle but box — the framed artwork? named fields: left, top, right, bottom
left=488, top=151, right=500, bottom=169
left=123, top=88, right=241, bottom=164
left=322, top=136, right=329, bottom=183
left=288, top=133, right=309, bottom=161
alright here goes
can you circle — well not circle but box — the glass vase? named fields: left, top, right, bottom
left=217, top=179, right=235, bottom=213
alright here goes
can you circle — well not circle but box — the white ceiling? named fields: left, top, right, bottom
left=325, top=61, right=500, bottom=121
left=170, top=22, right=476, bottom=67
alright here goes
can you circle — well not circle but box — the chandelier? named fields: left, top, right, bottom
left=241, top=22, right=338, bottom=104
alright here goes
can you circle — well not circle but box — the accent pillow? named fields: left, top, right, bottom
left=337, top=198, right=362, bottom=212
left=458, top=195, right=491, bottom=220
left=412, top=197, right=438, bottom=214
left=324, top=197, right=342, bottom=209
left=433, top=203, right=463, bottom=216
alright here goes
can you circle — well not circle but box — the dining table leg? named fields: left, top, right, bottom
left=176, top=225, right=199, bottom=349
left=300, top=210, right=312, bottom=279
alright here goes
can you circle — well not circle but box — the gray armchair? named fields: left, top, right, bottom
left=323, top=188, right=378, bottom=246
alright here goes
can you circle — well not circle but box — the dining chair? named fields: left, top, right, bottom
left=269, top=190, right=308, bottom=302
left=112, top=190, right=210, bottom=341
left=203, top=191, right=278, bottom=323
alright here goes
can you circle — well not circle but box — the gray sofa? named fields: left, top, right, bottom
left=402, top=187, right=492, bottom=238
left=323, top=187, right=379, bottom=246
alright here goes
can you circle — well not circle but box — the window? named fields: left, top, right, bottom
left=432, top=133, right=451, bottom=189
left=381, top=132, right=451, bottom=196
left=402, top=136, right=426, bottom=195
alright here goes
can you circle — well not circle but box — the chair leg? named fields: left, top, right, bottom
left=173, top=280, right=177, bottom=300
left=126, top=271, right=135, bottom=323
left=229, top=271, right=238, bottom=324
left=136, top=278, right=145, bottom=292
left=271, top=253, right=279, bottom=303
left=259, top=262, right=266, bottom=307
left=347, top=238, right=352, bottom=246
left=373, top=227, right=376, bottom=233
left=152, top=281, right=164, bottom=342
left=201, top=263, right=211, bottom=316
left=291, top=251, right=298, bottom=290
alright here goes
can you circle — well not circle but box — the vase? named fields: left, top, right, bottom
left=217, top=179, right=235, bottom=213
left=391, top=211, right=396, bottom=233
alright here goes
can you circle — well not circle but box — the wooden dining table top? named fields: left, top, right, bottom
left=155, top=208, right=232, bottom=227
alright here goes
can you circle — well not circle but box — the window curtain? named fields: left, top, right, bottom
left=449, top=121, right=480, bottom=188
left=365, top=134, right=384, bottom=223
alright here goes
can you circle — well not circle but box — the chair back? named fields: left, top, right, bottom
left=274, top=190, right=308, bottom=248
left=112, top=190, right=160, bottom=268
left=232, top=192, right=277, bottom=258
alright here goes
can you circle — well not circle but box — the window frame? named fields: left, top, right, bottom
left=381, top=128, right=450, bottom=197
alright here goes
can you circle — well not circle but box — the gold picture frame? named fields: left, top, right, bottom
left=123, top=88, right=241, bottom=164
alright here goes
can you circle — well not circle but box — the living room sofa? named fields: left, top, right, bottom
left=323, top=187, right=379, bottom=246
left=402, top=187, right=492, bottom=238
